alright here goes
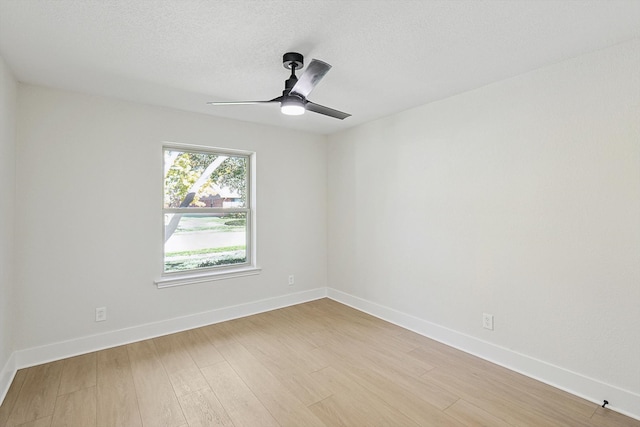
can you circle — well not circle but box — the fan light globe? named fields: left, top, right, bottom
left=281, top=97, right=305, bottom=116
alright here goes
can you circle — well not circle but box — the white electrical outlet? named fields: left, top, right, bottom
left=95, top=307, right=107, bottom=322
left=288, top=275, right=295, bottom=286
left=483, top=313, right=494, bottom=330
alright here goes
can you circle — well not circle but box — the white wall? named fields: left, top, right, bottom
left=328, top=40, right=640, bottom=411
left=0, top=55, right=17, bottom=394
left=14, top=85, right=327, bottom=352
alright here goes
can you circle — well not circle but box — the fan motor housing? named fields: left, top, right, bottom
left=283, top=52, right=304, bottom=70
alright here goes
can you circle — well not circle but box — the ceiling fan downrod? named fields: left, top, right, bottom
left=282, top=52, right=304, bottom=94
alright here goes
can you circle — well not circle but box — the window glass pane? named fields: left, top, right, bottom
left=164, top=150, right=247, bottom=209
left=164, top=213, right=247, bottom=272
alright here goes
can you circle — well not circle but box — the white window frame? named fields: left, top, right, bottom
left=155, top=143, right=260, bottom=288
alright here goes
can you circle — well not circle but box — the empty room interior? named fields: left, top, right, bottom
left=0, top=1, right=639, bottom=426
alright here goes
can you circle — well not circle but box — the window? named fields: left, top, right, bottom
left=157, top=144, right=258, bottom=287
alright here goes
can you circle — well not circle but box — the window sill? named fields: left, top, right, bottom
left=155, top=266, right=262, bottom=289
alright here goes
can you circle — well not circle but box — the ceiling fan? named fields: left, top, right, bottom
left=207, top=52, right=351, bottom=120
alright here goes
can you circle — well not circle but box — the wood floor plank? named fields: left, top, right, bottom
left=303, top=306, right=433, bottom=375
left=96, top=346, right=142, bottom=427
left=316, top=343, right=460, bottom=414
left=590, top=407, right=640, bottom=427
left=476, top=365, right=597, bottom=421
left=221, top=319, right=328, bottom=376
left=50, top=386, right=96, bottom=427
left=177, top=328, right=225, bottom=368
left=177, top=388, right=234, bottom=427
left=265, top=303, right=328, bottom=335
left=411, top=341, right=597, bottom=421
left=199, top=323, right=239, bottom=348
left=58, top=353, right=96, bottom=396
left=276, top=372, right=333, bottom=407
left=313, top=299, right=407, bottom=338
left=321, top=328, right=435, bottom=379
left=590, top=406, right=640, bottom=427
left=309, top=394, right=376, bottom=427
left=231, top=331, right=332, bottom=408
left=153, top=333, right=197, bottom=374
left=11, top=415, right=52, bottom=427
left=424, top=366, right=577, bottom=427
left=243, top=346, right=333, bottom=408
left=426, top=359, right=597, bottom=426
left=216, top=340, right=326, bottom=427
left=245, top=311, right=320, bottom=354
left=444, top=399, right=513, bottom=427
left=153, top=332, right=209, bottom=398
left=200, top=361, right=279, bottom=427
left=168, top=367, right=210, bottom=398
left=309, top=366, right=425, bottom=427
left=126, top=340, right=186, bottom=427
left=318, top=345, right=463, bottom=426
left=5, top=361, right=63, bottom=426
left=0, top=369, right=27, bottom=425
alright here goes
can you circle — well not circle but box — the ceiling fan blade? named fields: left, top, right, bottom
left=290, top=59, right=331, bottom=98
left=207, top=98, right=280, bottom=106
left=306, top=101, right=351, bottom=120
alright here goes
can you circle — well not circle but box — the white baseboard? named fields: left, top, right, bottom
left=0, top=287, right=326, bottom=405
left=0, top=351, right=16, bottom=407
left=326, top=288, right=640, bottom=422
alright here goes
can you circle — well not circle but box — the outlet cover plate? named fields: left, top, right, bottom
left=483, top=313, right=494, bottom=330
left=95, top=307, right=107, bottom=322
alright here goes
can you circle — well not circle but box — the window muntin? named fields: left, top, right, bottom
left=163, top=146, right=252, bottom=275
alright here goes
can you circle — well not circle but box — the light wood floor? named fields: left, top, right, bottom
left=0, top=299, right=637, bottom=427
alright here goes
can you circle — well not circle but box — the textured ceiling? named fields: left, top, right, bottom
left=1, top=0, right=640, bottom=135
